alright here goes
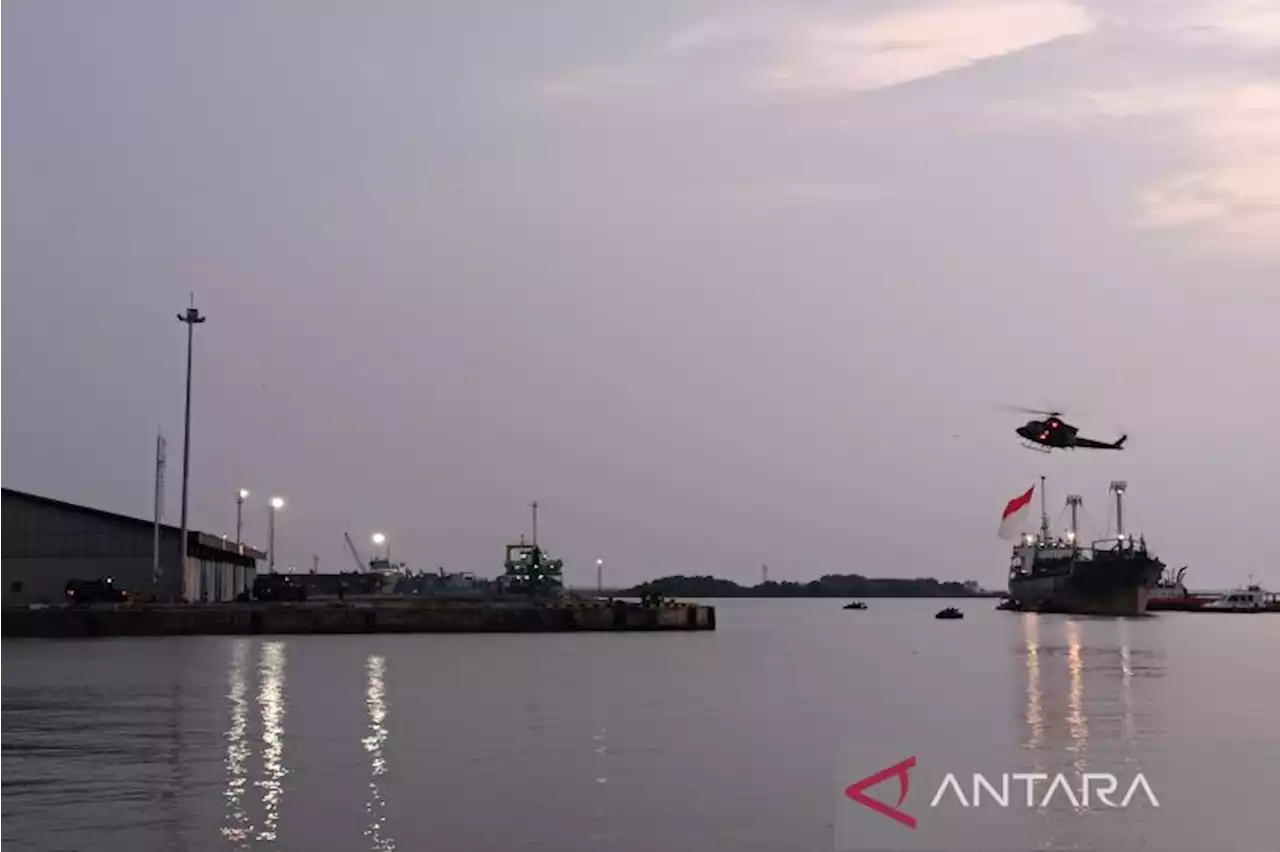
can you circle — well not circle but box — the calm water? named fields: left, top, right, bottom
left=3, top=599, right=1278, bottom=852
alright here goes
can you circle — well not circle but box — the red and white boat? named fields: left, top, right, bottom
left=1146, top=567, right=1218, bottom=611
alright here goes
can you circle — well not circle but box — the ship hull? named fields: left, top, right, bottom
left=1008, top=552, right=1164, bottom=616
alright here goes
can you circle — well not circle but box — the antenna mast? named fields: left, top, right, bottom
left=152, top=430, right=166, bottom=595
left=1039, top=475, right=1050, bottom=543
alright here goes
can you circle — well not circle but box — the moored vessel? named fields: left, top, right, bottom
left=1147, top=566, right=1218, bottom=611
left=1000, top=478, right=1163, bottom=616
left=1199, top=585, right=1274, bottom=613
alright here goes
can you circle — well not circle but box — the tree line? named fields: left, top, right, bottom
left=626, top=574, right=998, bottom=598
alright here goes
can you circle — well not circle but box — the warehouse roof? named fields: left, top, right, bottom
left=1, top=487, right=267, bottom=560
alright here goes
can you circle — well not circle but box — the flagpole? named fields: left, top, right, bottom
left=1029, top=473, right=1039, bottom=539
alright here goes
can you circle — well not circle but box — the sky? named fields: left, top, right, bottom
left=4, top=0, right=1278, bottom=589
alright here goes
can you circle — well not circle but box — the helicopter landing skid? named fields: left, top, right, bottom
left=1020, top=441, right=1053, bottom=454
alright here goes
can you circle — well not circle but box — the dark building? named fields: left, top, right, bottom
left=2, top=488, right=263, bottom=605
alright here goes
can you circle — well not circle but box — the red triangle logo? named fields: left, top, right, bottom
left=845, top=756, right=917, bottom=829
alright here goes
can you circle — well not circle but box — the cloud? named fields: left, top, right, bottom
left=1131, top=83, right=1280, bottom=252
left=1161, top=0, right=1280, bottom=49
left=979, top=0, right=1280, bottom=256
left=763, top=0, right=1094, bottom=95
left=993, top=80, right=1280, bottom=255
left=539, top=0, right=1095, bottom=101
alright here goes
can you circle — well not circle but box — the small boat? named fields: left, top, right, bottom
left=1200, top=585, right=1270, bottom=613
left=995, top=597, right=1021, bottom=612
left=843, top=601, right=867, bottom=610
left=935, top=607, right=964, bottom=620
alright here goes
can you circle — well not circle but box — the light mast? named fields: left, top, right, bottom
left=1066, top=495, right=1083, bottom=546
left=1110, top=481, right=1128, bottom=544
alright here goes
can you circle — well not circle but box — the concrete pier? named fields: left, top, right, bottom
left=1, top=599, right=716, bottom=638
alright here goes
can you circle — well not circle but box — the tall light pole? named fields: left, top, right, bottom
left=372, top=532, right=387, bottom=563
left=236, top=489, right=249, bottom=547
left=268, top=496, right=284, bottom=573
left=176, top=296, right=206, bottom=587
left=596, top=558, right=604, bottom=595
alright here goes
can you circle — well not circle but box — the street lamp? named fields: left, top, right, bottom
left=236, top=489, right=249, bottom=546
left=372, top=532, right=388, bottom=564
left=268, top=496, right=285, bottom=573
left=596, top=558, right=604, bottom=595
left=176, top=296, right=206, bottom=590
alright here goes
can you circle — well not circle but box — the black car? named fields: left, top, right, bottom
left=65, top=578, right=129, bottom=604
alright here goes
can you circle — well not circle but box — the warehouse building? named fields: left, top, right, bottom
left=2, top=488, right=264, bottom=605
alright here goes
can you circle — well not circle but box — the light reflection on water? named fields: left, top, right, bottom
left=362, top=654, right=395, bottom=852
left=221, top=640, right=252, bottom=848
left=256, top=642, right=287, bottom=843
left=1022, top=613, right=1044, bottom=752
left=591, top=726, right=613, bottom=847
left=1117, top=619, right=1136, bottom=748
left=1065, top=619, right=1089, bottom=776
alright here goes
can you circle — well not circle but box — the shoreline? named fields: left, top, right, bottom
left=1, top=599, right=717, bottom=638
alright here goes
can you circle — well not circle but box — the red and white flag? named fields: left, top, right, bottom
left=998, top=485, right=1035, bottom=540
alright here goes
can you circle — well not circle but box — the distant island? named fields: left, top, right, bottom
left=623, top=574, right=1001, bottom=599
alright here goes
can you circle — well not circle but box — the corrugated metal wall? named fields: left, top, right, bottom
left=4, top=493, right=183, bottom=603
left=2, top=494, right=163, bottom=558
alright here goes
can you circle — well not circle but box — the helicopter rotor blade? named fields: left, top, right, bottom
left=997, top=403, right=1064, bottom=417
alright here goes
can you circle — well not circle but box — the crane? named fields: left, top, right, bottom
left=343, top=532, right=367, bottom=572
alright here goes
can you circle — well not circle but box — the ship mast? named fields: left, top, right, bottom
left=1039, top=475, right=1050, bottom=544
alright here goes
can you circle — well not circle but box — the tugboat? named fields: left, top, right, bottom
left=1002, top=478, right=1163, bottom=616
left=1147, top=566, right=1217, bottom=611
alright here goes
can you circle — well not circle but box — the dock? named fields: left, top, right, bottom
left=1, top=599, right=717, bottom=638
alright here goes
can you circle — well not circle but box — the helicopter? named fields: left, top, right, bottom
left=1008, top=407, right=1127, bottom=452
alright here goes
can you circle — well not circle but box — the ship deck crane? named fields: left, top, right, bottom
left=343, top=532, right=367, bottom=572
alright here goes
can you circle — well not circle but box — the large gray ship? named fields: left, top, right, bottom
left=1005, top=478, right=1164, bottom=616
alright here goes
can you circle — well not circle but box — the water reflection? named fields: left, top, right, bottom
left=165, top=648, right=192, bottom=852
left=1116, top=619, right=1136, bottom=747
left=256, top=642, right=288, bottom=843
left=1021, top=613, right=1044, bottom=751
left=362, top=655, right=395, bottom=852
left=222, top=640, right=253, bottom=848
left=590, top=726, right=613, bottom=847
left=1064, top=619, right=1089, bottom=778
